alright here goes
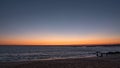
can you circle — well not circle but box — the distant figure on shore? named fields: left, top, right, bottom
left=96, top=51, right=103, bottom=57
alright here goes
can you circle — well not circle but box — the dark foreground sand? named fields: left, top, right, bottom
left=0, top=56, right=120, bottom=68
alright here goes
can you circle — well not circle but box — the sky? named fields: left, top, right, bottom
left=0, top=0, right=120, bottom=45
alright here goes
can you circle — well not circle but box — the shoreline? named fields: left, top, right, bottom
left=0, top=56, right=120, bottom=68
left=0, top=55, right=96, bottom=63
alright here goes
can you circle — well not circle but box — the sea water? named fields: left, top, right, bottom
left=0, top=46, right=120, bottom=62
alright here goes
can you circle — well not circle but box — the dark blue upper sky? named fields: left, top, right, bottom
left=0, top=0, right=120, bottom=44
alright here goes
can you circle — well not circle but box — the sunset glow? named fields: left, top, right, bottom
left=0, top=34, right=120, bottom=45
left=0, top=0, right=120, bottom=45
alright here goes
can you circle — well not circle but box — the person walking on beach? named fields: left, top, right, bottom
left=96, top=51, right=103, bottom=57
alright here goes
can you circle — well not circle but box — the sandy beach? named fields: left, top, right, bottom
left=0, top=56, right=120, bottom=68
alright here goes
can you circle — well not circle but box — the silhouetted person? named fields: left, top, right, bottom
left=96, top=51, right=103, bottom=57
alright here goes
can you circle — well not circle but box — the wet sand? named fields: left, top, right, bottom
left=0, top=56, right=120, bottom=68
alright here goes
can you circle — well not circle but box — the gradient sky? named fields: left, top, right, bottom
left=0, top=0, right=120, bottom=45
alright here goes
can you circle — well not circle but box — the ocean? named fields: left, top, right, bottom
left=0, top=46, right=120, bottom=62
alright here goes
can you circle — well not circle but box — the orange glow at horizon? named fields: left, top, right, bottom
left=0, top=35, right=120, bottom=45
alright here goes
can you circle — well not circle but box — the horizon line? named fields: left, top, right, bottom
left=0, top=44, right=120, bottom=46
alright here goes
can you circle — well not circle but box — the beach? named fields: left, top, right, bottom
left=0, top=56, right=120, bottom=68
